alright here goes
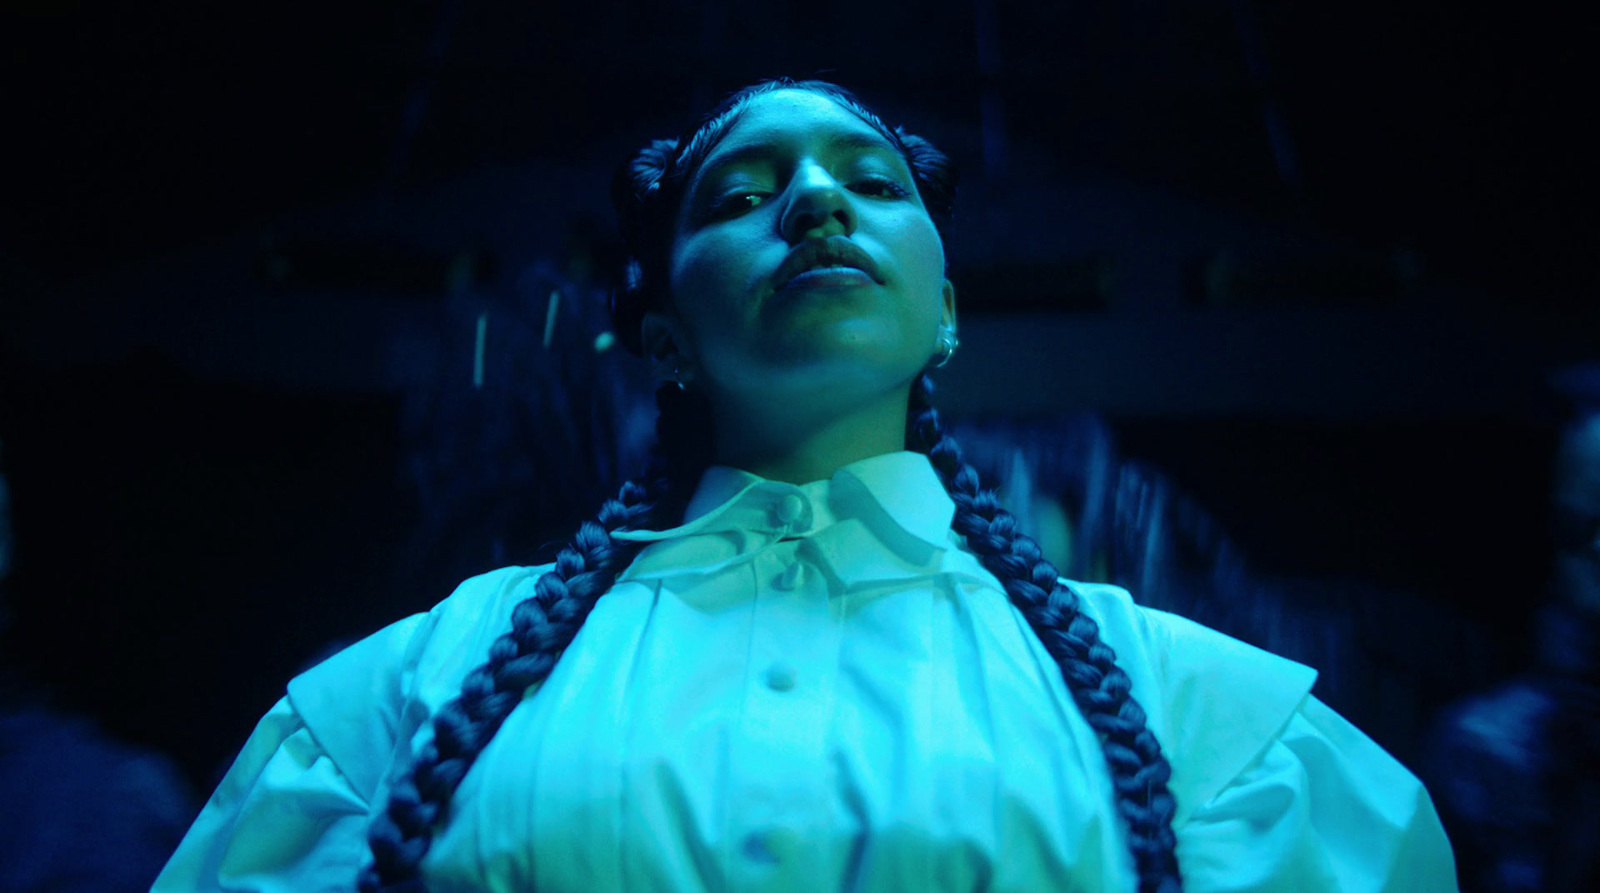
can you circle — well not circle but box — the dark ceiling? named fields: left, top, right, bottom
left=4, top=0, right=1592, bottom=304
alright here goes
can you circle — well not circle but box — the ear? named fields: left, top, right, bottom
left=641, top=309, right=694, bottom=384
left=940, top=278, right=958, bottom=331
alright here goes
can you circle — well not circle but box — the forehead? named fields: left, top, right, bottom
left=696, top=90, right=898, bottom=175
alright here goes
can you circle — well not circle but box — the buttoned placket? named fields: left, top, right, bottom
left=723, top=487, right=840, bottom=890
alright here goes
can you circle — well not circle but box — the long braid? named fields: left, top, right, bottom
left=361, top=383, right=708, bottom=892
left=909, top=374, right=1183, bottom=893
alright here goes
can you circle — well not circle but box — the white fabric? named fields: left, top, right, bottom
left=154, top=451, right=1458, bottom=892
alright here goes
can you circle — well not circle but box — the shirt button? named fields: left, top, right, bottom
left=742, top=827, right=800, bottom=864
left=773, top=562, right=804, bottom=591
left=764, top=826, right=800, bottom=861
left=741, top=831, right=775, bottom=864
left=764, top=663, right=797, bottom=692
left=773, top=493, right=806, bottom=526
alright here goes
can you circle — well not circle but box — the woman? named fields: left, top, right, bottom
left=155, top=79, right=1457, bottom=892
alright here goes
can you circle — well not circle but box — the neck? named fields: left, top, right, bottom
left=709, top=383, right=912, bottom=485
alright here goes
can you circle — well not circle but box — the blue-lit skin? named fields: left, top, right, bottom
left=642, top=89, right=957, bottom=486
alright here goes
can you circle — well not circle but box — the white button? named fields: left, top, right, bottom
left=742, top=827, right=800, bottom=863
left=741, top=831, right=776, bottom=863
left=773, top=562, right=804, bottom=591
left=765, top=826, right=800, bottom=861
left=773, top=493, right=806, bottom=526
left=764, top=663, right=796, bottom=692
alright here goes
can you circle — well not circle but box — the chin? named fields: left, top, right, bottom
left=758, top=350, right=924, bottom=397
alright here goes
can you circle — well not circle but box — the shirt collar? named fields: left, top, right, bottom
left=612, top=451, right=956, bottom=552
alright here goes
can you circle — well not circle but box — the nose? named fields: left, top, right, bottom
left=779, top=162, right=856, bottom=243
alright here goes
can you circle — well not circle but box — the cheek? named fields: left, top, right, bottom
left=667, top=232, right=761, bottom=357
left=892, top=215, right=944, bottom=284
left=669, top=230, right=756, bottom=310
left=893, top=217, right=947, bottom=316
left=666, top=239, right=711, bottom=305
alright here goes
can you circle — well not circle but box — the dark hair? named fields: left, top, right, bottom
left=363, top=78, right=1181, bottom=893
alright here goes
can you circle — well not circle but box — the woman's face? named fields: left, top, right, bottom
left=647, top=89, right=955, bottom=411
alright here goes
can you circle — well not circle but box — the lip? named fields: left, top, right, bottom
left=772, top=236, right=883, bottom=292
left=782, top=267, right=875, bottom=290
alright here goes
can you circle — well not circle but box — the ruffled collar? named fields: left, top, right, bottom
left=614, top=451, right=955, bottom=550
left=611, top=452, right=958, bottom=585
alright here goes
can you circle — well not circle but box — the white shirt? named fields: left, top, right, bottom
left=154, top=451, right=1458, bottom=892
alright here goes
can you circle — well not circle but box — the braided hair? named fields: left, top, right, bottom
left=362, top=78, right=1181, bottom=892
left=909, top=374, right=1181, bottom=892
left=361, top=383, right=705, bottom=892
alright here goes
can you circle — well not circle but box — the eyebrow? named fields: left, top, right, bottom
left=696, top=130, right=902, bottom=186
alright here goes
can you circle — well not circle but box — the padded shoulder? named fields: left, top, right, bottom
left=1065, top=579, right=1320, bottom=825
left=286, top=613, right=425, bottom=802
left=286, top=565, right=550, bottom=802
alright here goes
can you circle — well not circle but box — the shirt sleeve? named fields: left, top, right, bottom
left=152, top=608, right=436, bottom=893
left=1067, top=581, right=1459, bottom=892
left=150, top=698, right=373, bottom=893
left=1178, top=694, right=1459, bottom=893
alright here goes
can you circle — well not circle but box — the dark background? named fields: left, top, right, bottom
left=1, top=0, right=1593, bottom=835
